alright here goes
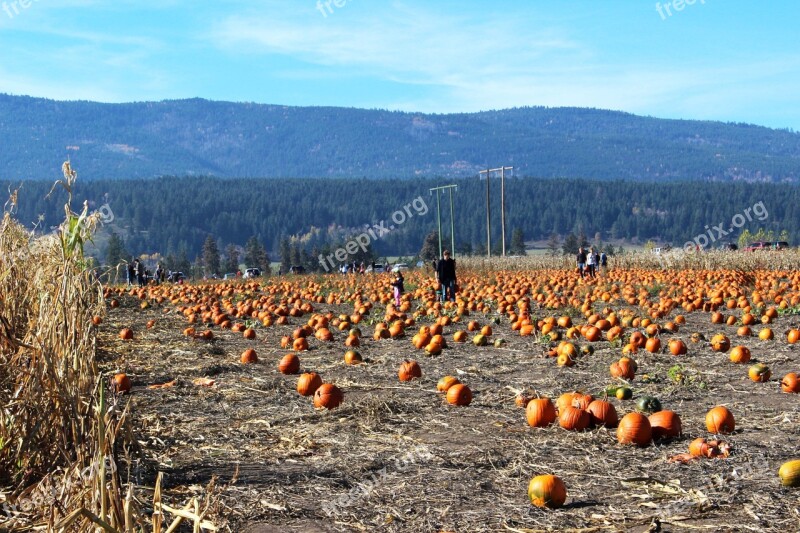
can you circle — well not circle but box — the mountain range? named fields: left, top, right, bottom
left=1, top=93, right=798, bottom=182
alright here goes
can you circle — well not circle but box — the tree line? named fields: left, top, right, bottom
left=3, top=176, right=798, bottom=277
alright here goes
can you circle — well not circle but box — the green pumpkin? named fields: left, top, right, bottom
left=635, top=395, right=662, bottom=413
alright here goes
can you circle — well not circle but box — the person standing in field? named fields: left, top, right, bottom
left=600, top=250, right=608, bottom=273
left=126, top=260, right=134, bottom=287
left=576, top=247, right=587, bottom=278
left=587, top=247, right=597, bottom=278
left=391, top=271, right=405, bottom=307
left=436, top=250, right=457, bottom=302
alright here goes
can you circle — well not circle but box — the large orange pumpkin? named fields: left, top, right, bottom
left=313, top=383, right=343, bottom=409
left=297, top=372, right=323, bottom=396
left=559, top=406, right=590, bottom=431
left=526, top=397, right=557, bottom=428
left=586, top=399, right=618, bottom=428
left=705, top=405, right=735, bottom=434
left=617, top=412, right=652, bottom=446
left=648, top=410, right=682, bottom=439
left=278, top=353, right=300, bottom=373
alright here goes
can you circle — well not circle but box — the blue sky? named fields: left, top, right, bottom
left=1, top=0, right=798, bottom=129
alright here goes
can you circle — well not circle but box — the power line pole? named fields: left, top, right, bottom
left=429, top=184, right=458, bottom=257
left=479, top=166, right=513, bottom=257
left=479, top=168, right=491, bottom=257
left=500, top=166, right=513, bottom=256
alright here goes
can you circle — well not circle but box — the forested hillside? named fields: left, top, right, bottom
left=2, top=94, right=799, bottom=182
left=4, top=177, right=797, bottom=270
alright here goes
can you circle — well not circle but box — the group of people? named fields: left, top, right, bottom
left=126, top=259, right=173, bottom=286
left=575, top=247, right=607, bottom=278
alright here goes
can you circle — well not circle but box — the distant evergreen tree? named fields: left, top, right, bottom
left=547, top=233, right=561, bottom=256
left=509, top=228, right=526, bottom=255
left=419, top=230, right=440, bottom=260
left=577, top=228, right=590, bottom=250
left=562, top=233, right=579, bottom=255
left=244, top=236, right=270, bottom=274
left=105, top=232, right=127, bottom=267
left=175, top=246, right=192, bottom=274
left=202, top=235, right=220, bottom=277
left=456, top=241, right=473, bottom=257
left=224, top=244, right=239, bottom=274
left=289, top=243, right=302, bottom=268
left=280, top=239, right=291, bottom=272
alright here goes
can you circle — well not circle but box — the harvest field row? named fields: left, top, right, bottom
left=94, top=261, right=800, bottom=532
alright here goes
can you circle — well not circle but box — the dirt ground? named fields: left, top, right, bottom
left=97, top=274, right=800, bottom=533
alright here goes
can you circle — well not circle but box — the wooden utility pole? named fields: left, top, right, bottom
left=429, top=184, right=459, bottom=257
left=479, top=166, right=513, bottom=257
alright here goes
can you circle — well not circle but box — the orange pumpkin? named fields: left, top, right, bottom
left=558, top=406, right=590, bottom=431
left=781, top=372, right=800, bottom=393
left=528, top=474, right=567, bottom=509
left=278, top=353, right=300, bottom=373
left=728, top=345, right=751, bottom=364
left=344, top=350, right=363, bottom=365
left=705, top=405, right=735, bottom=434
left=617, top=412, right=652, bottom=446
left=112, top=373, right=131, bottom=394
left=437, top=375, right=460, bottom=392
left=710, top=334, right=731, bottom=353
left=644, top=337, right=661, bottom=353
left=648, top=410, right=682, bottom=439
left=586, top=399, right=618, bottom=428
left=293, top=337, right=309, bottom=351
left=241, top=348, right=259, bottom=365
left=668, top=339, right=687, bottom=356
left=119, top=328, right=133, bottom=340
left=526, top=398, right=557, bottom=428
left=297, top=372, right=323, bottom=396
left=398, top=360, right=422, bottom=382
left=313, top=383, right=343, bottom=409
left=748, top=363, right=771, bottom=382
left=446, top=383, right=472, bottom=406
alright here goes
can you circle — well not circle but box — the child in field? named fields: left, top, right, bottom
left=391, top=271, right=405, bottom=307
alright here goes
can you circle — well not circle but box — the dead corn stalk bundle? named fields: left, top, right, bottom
left=1, top=162, right=223, bottom=531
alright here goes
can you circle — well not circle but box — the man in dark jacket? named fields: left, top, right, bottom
left=436, top=250, right=457, bottom=302
left=576, top=247, right=587, bottom=278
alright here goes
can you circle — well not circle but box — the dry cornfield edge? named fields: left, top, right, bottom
left=1, top=165, right=225, bottom=532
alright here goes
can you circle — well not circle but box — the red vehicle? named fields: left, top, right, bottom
left=744, top=241, right=770, bottom=251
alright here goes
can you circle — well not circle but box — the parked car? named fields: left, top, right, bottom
left=223, top=272, right=237, bottom=280
left=392, top=263, right=409, bottom=273
left=166, top=271, right=185, bottom=283
left=719, top=242, right=738, bottom=251
left=244, top=268, right=261, bottom=279
left=772, top=241, right=790, bottom=250
left=289, top=265, right=306, bottom=274
left=365, top=263, right=384, bottom=273
left=744, top=241, right=770, bottom=251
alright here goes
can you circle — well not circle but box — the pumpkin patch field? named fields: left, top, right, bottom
left=98, top=261, right=800, bottom=531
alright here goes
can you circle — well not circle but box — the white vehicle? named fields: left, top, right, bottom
left=244, top=268, right=261, bottom=279
left=391, top=263, right=409, bottom=272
